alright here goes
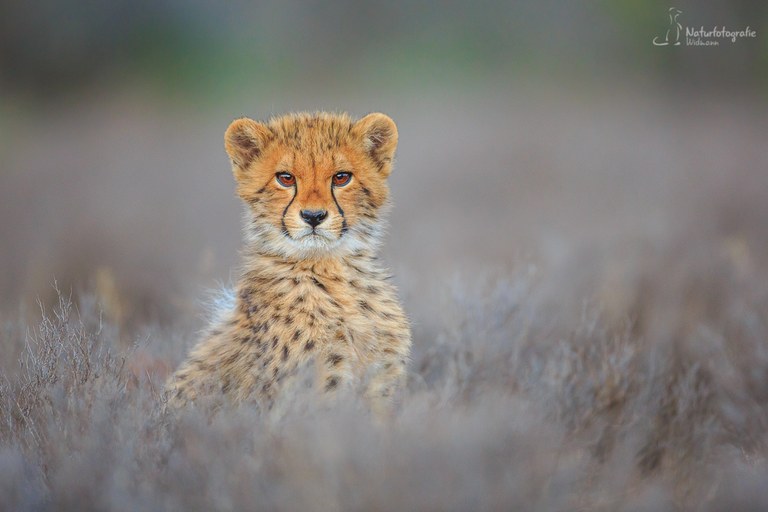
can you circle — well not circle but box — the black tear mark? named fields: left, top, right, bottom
left=330, top=183, right=347, bottom=234
left=280, top=162, right=298, bottom=236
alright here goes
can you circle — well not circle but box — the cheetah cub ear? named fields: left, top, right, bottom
left=353, top=113, right=398, bottom=177
left=224, top=117, right=272, bottom=169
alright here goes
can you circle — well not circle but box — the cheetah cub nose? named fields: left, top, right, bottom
left=300, top=209, right=328, bottom=227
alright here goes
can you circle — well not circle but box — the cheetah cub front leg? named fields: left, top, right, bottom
left=315, top=328, right=356, bottom=397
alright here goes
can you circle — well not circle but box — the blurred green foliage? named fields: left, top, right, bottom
left=0, top=0, right=765, bottom=101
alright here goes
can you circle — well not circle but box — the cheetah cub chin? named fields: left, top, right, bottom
left=166, top=112, right=412, bottom=414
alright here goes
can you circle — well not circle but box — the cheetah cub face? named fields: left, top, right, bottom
left=225, top=112, right=397, bottom=259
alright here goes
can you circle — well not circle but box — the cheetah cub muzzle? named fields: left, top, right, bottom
left=166, top=112, right=412, bottom=415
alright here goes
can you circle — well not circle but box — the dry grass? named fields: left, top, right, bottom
left=1, top=88, right=767, bottom=510
left=2, top=223, right=767, bottom=511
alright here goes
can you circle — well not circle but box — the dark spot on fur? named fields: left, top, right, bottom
left=282, top=345, right=290, bottom=361
left=311, top=277, right=327, bottom=292
left=304, top=340, right=316, bottom=351
left=293, top=329, right=302, bottom=341
left=325, top=377, right=339, bottom=391
left=327, top=354, right=343, bottom=366
left=271, top=336, right=279, bottom=348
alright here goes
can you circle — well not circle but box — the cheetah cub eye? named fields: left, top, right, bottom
left=276, top=172, right=296, bottom=187
left=332, top=172, right=352, bottom=187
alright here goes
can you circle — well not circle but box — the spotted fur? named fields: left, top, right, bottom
left=166, top=112, right=411, bottom=413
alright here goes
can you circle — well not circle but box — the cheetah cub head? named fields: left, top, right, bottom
left=224, top=112, right=398, bottom=259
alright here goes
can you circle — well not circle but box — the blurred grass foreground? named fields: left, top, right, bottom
left=1, top=1, right=768, bottom=510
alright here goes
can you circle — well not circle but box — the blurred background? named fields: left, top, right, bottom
left=3, top=5, right=768, bottom=508
left=0, top=0, right=766, bottom=334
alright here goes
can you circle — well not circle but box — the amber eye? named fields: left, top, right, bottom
left=276, top=172, right=296, bottom=187
left=332, top=172, right=352, bottom=187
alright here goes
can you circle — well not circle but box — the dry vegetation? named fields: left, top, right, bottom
left=1, top=89, right=767, bottom=510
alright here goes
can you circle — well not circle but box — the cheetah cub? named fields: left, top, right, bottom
left=166, top=112, right=411, bottom=413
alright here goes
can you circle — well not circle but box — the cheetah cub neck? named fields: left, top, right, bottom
left=166, top=112, right=412, bottom=413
